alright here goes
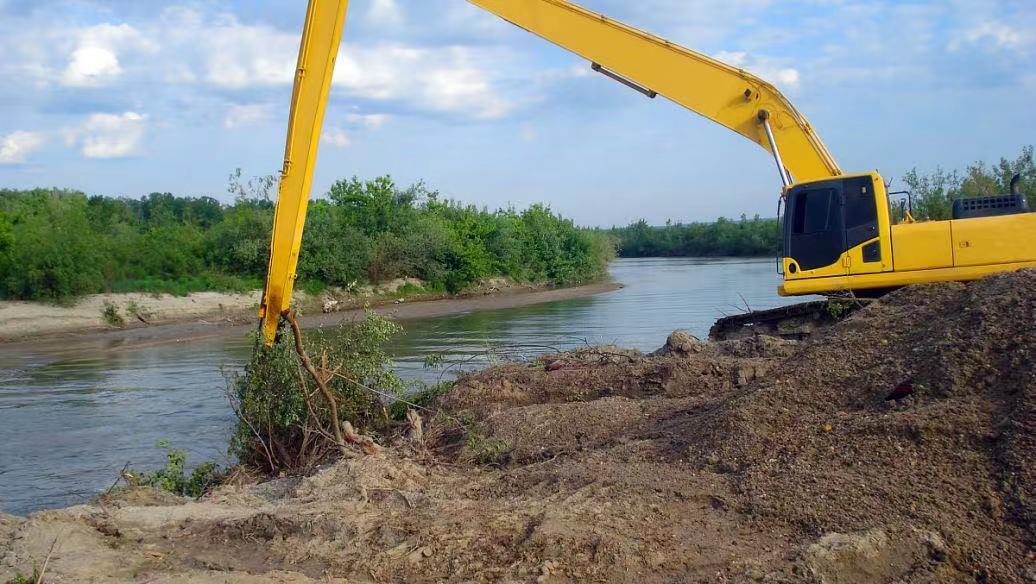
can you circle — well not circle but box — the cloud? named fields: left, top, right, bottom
left=950, top=21, right=1029, bottom=53
left=60, top=23, right=155, bottom=87
left=367, top=0, right=403, bottom=27
left=714, top=51, right=800, bottom=91
left=323, top=128, right=351, bottom=148
left=334, top=44, right=513, bottom=119
left=224, top=103, right=274, bottom=129
left=66, top=112, right=148, bottom=159
left=0, top=131, right=45, bottom=164
left=346, top=113, right=390, bottom=129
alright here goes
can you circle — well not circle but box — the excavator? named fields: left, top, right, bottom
left=259, top=0, right=1036, bottom=345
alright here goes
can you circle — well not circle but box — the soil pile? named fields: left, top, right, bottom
left=1, top=270, right=1033, bottom=583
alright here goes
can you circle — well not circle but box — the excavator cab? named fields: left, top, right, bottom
left=781, top=172, right=894, bottom=292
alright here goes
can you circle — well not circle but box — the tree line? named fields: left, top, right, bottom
left=0, top=174, right=614, bottom=301
left=609, top=146, right=1035, bottom=258
left=606, top=215, right=779, bottom=258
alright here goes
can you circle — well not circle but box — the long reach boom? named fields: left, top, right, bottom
left=259, top=0, right=843, bottom=344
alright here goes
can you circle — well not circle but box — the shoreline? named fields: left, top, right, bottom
left=0, top=280, right=623, bottom=348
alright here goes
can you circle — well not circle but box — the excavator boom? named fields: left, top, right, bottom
left=468, top=0, right=842, bottom=183
left=260, top=0, right=349, bottom=344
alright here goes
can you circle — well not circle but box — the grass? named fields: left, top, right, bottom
left=108, top=274, right=263, bottom=297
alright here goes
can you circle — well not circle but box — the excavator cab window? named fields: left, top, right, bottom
left=843, top=177, right=879, bottom=248
left=792, top=189, right=838, bottom=235
left=784, top=182, right=845, bottom=272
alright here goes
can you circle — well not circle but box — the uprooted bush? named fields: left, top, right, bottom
left=228, top=310, right=405, bottom=474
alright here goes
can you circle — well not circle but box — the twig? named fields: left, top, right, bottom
left=286, top=310, right=382, bottom=455
left=35, top=535, right=60, bottom=584
left=106, top=462, right=131, bottom=495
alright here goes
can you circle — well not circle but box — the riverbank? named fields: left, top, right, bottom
left=0, top=279, right=623, bottom=345
left=2, top=270, right=1032, bottom=582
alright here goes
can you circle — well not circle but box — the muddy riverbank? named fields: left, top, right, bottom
left=0, top=280, right=622, bottom=346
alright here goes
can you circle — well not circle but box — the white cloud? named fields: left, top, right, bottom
left=224, top=103, right=274, bottom=129
left=60, top=23, right=155, bottom=87
left=323, top=128, right=351, bottom=148
left=346, top=113, right=390, bottom=129
left=67, top=112, right=148, bottom=159
left=714, top=50, right=800, bottom=91
left=950, top=21, right=1029, bottom=53
left=334, top=44, right=513, bottom=119
left=368, top=0, right=404, bottom=27
left=0, top=131, right=46, bottom=164
left=62, top=46, right=122, bottom=87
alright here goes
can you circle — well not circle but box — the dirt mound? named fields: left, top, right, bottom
left=2, top=270, right=1033, bottom=583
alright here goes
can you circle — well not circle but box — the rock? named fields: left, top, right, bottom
left=652, top=330, right=705, bottom=356
left=321, top=299, right=340, bottom=314
left=803, top=529, right=889, bottom=584
left=545, top=360, right=565, bottom=372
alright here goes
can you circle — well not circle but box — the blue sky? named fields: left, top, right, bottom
left=0, top=0, right=1033, bottom=226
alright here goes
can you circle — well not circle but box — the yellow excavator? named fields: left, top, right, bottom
left=259, top=0, right=1036, bottom=344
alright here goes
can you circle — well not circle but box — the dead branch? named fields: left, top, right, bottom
left=286, top=310, right=383, bottom=456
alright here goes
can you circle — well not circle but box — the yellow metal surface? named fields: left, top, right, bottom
left=468, top=0, right=842, bottom=183
left=779, top=261, right=1036, bottom=296
left=260, top=0, right=350, bottom=345
left=891, top=221, right=954, bottom=272
left=952, top=213, right=1036, bottom=267
left=782, top=256, right=846, bottom=281
left=848, top=174, right=893, bottom=276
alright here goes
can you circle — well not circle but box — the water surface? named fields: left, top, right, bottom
left=0, top=257, right=806, bottom=515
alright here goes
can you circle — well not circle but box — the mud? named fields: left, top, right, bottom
left=1, top=270, right=1033, bottom=583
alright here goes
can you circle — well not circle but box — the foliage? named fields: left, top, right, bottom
left=130, top=441, right=222, bottom=498
left=608, top=215, right=779, bottom=258
left=899, top=146, right=1035, bottom=221
left=6, top=567, right=40, bottom=584
left=101, top=301, right=125, bottom=327
left=0, top=175, right=612, bottom=302
left=229, top=311, right=405, bottom=473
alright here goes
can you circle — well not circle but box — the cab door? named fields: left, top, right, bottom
left=843, top=176, right=885, bottom=275
left=784, top=181, right=847, bottom=279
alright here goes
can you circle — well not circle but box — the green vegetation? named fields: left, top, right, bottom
left=128, top=441, right=222, bottom=498
left=608, top=215, right=779, bottom=258
left=100, top=300, right=125, bottom=328
left=6, top=567, right=40, bottom=584
left=229, top=311, right=406, bottom=473
left=900, top=146, right=1035, bottom=221
left=610, top=146, right=1035, bottom=258
left=0, top=174, right=612, bottom=302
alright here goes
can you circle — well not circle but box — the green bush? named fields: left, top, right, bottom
left=101, top=300, right=125, bottom=327
left=130, top=441, right=222, bottom=498
left=229, top=311, right=405, bottom=473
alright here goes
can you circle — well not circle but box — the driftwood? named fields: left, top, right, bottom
left=286, top=311, right=383, bottom=456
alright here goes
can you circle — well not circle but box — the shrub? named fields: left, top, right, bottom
left=229, top=311, right=404, bottom=473
left=129, top=441, right=223, bottom=498
left=101, top=301, right=125, bottom=327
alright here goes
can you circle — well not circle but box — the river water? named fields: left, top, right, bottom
left=0, top=257, right=806, bottom=515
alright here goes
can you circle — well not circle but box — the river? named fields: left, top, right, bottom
left=0, top=257, right=807, bottom=515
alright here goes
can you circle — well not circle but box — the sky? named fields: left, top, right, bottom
left=0, top=0, right=1033, bottom=227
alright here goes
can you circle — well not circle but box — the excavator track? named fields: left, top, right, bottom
left=708, top=298, right=873, bottom=342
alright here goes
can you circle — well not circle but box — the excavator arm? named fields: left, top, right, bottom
left=260, top=0, right=843, bottom=344
left=259, top=0, right=349, bottom=344
left=468, top=0, right=841, bottom=184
